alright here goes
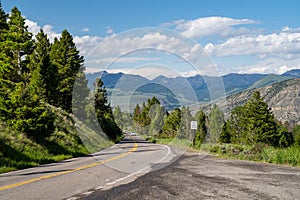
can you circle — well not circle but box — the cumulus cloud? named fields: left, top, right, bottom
left=85, top=29, right=217, bottom=75
left=164, top=16, right=257, bottom=38
left=25, top=19, right=61, bottom=41
left=237, top=57, right=300, bottom=74
left=204, top=31, right=300, bottom=58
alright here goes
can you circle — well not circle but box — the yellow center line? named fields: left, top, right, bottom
left=0, top=143, right=138, bottom=191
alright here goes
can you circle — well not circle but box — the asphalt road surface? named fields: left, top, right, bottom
left=1, top=136, right=300, bottom=200
left=0, top=135, right=179, bottom=200
left=84, top=150, right=300, bottom=200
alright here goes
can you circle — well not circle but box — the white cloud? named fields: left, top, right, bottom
left=85, top=30, right=217, bottom=75
left=81, top=27, right=90, bottom=32
left=25, top=19, right=61, bottom=42
left=235, top=57, right=300, bottom=74
left=73, top=35, right=103, bottom=55
left=204, top=31, right=300, bottom=58
left=106, top=27, right=114, bottom=35
left=91, top=57, right=160, bottom=64
left=164, top=16, right=257, bottom=38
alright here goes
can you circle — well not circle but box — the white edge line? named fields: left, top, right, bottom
left=107, top=144, right=172, bottom=186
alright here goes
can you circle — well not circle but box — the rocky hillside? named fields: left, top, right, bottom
left=215, top=78, right=300, bottom=128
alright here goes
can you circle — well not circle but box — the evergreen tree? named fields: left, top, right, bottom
left=133, top=104, right=141, bottom=123
left=178, top=106, right=192, bottom=139
left=0, top=2, right=11, bottom=118
left=50, top=30, right=84, bottom=113
left=7, top=7, right=33, bottom=80
left=27, top=29, right=52, bottom=100
left=292, top=125, right=300, bottom=146
left=94, top=78, right=121, bottom=140
left=0, top=1, right=7, bottom=29
left=72, top=64, right=89, bottom=121
left=219, top=121, right=232, bottom=144
left=243, top=91, right=278, bottom=145
left=148, top=104, right=165, bottom=136
left=7, top=82, right=55, bottom=140
left=113, top=105, right=123, bottom=129
left=161, top=108, right=181, bottom=138
left=208, top=104, right=224, bottom=143
left=194, top=110, right=207, bottom=147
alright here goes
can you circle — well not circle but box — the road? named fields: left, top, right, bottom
left=0, top=135, right=178, bottom=200
left=1, top=136, right=300, bottom=200
left=85, top=150, right=300, bottom=200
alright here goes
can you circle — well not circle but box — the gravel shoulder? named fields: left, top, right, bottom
left=84, top=151, right=300, bottom=200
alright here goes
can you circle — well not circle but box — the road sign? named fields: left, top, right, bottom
left=191, top=121, right=197, bottom=130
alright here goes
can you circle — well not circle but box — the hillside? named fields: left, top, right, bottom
left=0, top=105, right=112, bottom=173
left=214, top=78, right=300, bottom=128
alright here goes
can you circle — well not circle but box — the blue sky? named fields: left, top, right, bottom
left=2, top=0, right=300, bottom=78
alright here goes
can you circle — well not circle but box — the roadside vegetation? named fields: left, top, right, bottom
left=0, top=5, right=121, bottom=173
left=115, top=91, right=300, bottom=167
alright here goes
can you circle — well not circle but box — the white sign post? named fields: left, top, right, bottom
left=191, top=121, right=197, bottom=130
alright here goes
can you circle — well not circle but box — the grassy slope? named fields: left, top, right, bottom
left=0, top=105, right=113, bottom=174
left=150, top=136, right=300, bottom=167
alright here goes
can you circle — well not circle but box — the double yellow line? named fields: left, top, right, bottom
left=0, top=143, right=138, bottom=191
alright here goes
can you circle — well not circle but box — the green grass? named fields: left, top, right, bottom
left=201, top=143, right=300, bottom=167
left=0, top=106, right=114, bottom=174
left=146, top=136, right=300, bottom=167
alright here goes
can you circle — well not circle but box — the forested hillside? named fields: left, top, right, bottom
left=0, top=5, right=120, bottom=173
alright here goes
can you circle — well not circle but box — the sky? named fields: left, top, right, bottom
left=2, top=0, right=300, bottom=78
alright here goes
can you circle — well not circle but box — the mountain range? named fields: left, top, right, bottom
left=86, top=69, right=300, bottom=109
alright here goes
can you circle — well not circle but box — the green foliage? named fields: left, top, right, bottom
left=133, top=104, right=141, bottom=123
left=6, top=7, right=33, bottom=79
left=292, top=125, right=300, bottom=146
left=94, top=78, right=122, bottom=141
left=193, top=110, right=207, bottom=147
left=28, top=29, right=58, bottom=104
left=208, top=104, right=224, bottom=143
left=177, top=106, right=193, bottom=139
left=148, top=104, right=165, bottom=136
left=50, top=30, right=84, bottom=113
left=6, top=82, right=55, bottom=140
left=226, top=91, right=291, bottom=147
left=161, top=108, right=181, bottom=138
left=219, top=121, right=232, bottom=144
left=0, top=4, right=116, bottom=173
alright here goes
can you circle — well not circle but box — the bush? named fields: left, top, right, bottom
left=210, top=145, right=220, bottom=153
left=292, top=125, right=300, bottom=146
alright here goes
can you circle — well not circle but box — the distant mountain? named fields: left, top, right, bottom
left=282, top=69, right=300, bottom=78
left=85, top=69, right=300, bottom=110
left=249, top=74, right=292, bottom=90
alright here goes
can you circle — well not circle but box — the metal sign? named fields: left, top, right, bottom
left=191, top=121, right=197, bottom=130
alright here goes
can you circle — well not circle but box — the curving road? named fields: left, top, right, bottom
left=0, top=135, right=178, bottom=200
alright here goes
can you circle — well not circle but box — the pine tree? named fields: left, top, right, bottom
left=27, top=29, right=52, bottom=100
left=94, top=78, right=121, bottom=140
left=219, top=121, right=232, bottom=143
left=0, top=2, right=11, bottom=118
left=194, top=110, right=207, bottom=147
left=113, top=105, right=123, bottom=129
left=243, top=91, right=278, bottom=145
left=161, top=108, right=181, bottom=138
left=72, top=64, right=89, bottom=121
left=208, top=104, right=224, bottom=143
left=7, top=7, right=33, bottom=81
left=50, top=30, right=84, bottom=113
left=0, top=6, right=33, bottom=121
left=148, top=104, right=165, bottom=136
left=178, top=106, right=192, bottom=139
left=133, top=104, right=141, bottom=122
